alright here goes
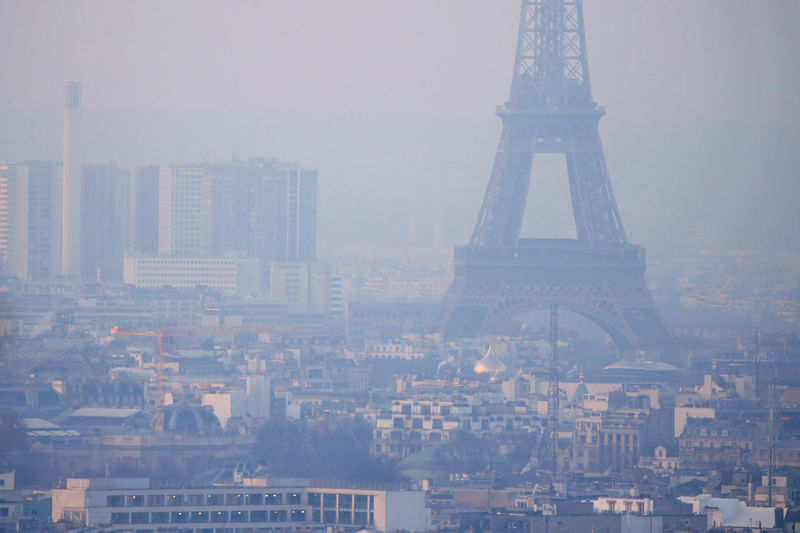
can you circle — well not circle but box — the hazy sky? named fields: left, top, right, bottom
left=1, top=1, right=798, bottom=254
left=1, top=1, right=798, bottom=122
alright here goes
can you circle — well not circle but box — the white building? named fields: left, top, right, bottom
left=52, top=477, right=431, bottom=532
left=123, top=254, right=259, bottom=295
left=158, top=166, right=212, bottom=256
left=678, top=494, right=779, bottom=530
left=269, top=261, right=330, bottom=313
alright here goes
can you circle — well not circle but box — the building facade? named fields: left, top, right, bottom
left=52, top=477, right=430, bottom=532
left=123, top=255, right=259, bottom=295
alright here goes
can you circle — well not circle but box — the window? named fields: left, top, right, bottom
left=210, top=511, right=228, bottom=523
left=107, top=495, right=124, bottom=507
left=265, top=492, right=282, bottom=505
left=246, top=493, right=263, bottom=505
left=167, top=495, right=185, bottom=506
left=308, top=493, right=321, bottom=507
left=187, top=494, right=204, bottom=506
left=127, top=495, right=144, bottom=507
left=230, top=511, right=247, bottom=522
left=131, top=512, right=149, bottom=524
left=146, top=495, right=165, bottom=507
left=191, top=511, right=208, bottom=523
left=291, top=510, right=305, bottom=522
left=287, top=492, right=301, bottom=504
left=354, top=495, right=368, bottom=510
left=111, top=513, right=130, bottom=524
left=206, top=494, right=222, bottom=505
left=171, top=512, right=188, bottom=523
left=226, top=493, right=244, bottom=505
left=270, top=510, right=287, bottom=522
left=249, top=511, right=268, bottom=522
left=150, top=512, right=169, bottom=524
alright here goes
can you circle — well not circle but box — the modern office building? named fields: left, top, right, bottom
left=81, top=162, right=130, bottom=281
left=52, top=477, right=431, bottom=532
left=0, top=161, right=62, bottom=280
left=158, top=167, right=212, bottom=256
left=123, top=254, right=259, bottom=295
left=62, top=81, right=82, bottom=278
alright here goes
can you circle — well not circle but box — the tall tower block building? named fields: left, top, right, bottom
left=61, top=81, right=81, bottom=278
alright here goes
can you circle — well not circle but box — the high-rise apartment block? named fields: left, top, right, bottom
left=0, top=162, right=62, bottom=280
left=157, top=167, right=212, bottom=256
left=81, top=162, right=129, bottom=281
left=210, top=159, right=317, bottom=282
left=128, top=166, right=159, bottom=254
left=61, top=81, right=82, bottom=278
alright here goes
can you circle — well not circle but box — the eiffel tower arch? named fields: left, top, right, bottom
left=436, top=0, right=666, bottom=350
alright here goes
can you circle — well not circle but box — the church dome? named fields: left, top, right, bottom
left=474, top=345, right=507, bottom=375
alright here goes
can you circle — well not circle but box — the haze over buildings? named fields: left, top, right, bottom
left=0, top=2, right=798, bottom=533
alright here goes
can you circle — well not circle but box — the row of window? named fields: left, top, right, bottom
left=109, top=510, right=305, bottom=525
left=107, top=493, right=301, bottom=508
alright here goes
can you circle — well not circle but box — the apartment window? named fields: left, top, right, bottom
left=190, top=511, right=208, bottom=523
left=127, top=495, right=144, bottom=507
left=249, top=511, right=268, bottom=522
left=206, top=494, right=222, bottom=505
left=291, top=510, right=305, bottom=522
left=111, top=513, right=130, bottom=524
left=210, top=511, right=228, bottom=523
left=171, top=512, right=188, bottom=523
left=131, top=512, right=149, bottom=524
left=230, top=511, right=247, bottom=522
left=308, top=493, right=321, bottom=506
left=271, top=510, right=287, bottom=522
left=150, top=512, right=169, bottom=524
left=107, top=495, right=124, bottom=507
left=323, top=510, right=336, bottom=523
left=287, top=492, right=301, bottom=504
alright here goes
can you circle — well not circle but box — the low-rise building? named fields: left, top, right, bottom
left=52, top=477, right=431, bottom=532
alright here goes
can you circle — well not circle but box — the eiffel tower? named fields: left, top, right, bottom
left=437, top=0, right=665, bottom=350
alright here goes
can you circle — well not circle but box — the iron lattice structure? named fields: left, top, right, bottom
left=437, top=0, right=665, bottom=349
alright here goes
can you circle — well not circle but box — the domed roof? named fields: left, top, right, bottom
left=474, top=345, right=507, bottom=375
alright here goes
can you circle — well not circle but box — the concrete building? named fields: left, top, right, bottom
left=128, top=166, right=159, bottom=254
left=0, top=164, right=29, bottom=278
left=81, top=162, right=129, bottom=281
left=62, top=81, right=81, bottom=278
left=158, top=166, right=212, bottom=256
left=209, top=159, right=317, bottom=286
left=0, top=161, right=62, bottom=280
left=123, top=254, right=259, bottom=295
left=269, top=262, right=329, bottom=313
left=52, top=477, right=431, bottom=532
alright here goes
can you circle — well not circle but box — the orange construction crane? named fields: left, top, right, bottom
left=110, top=322, right=330, bottom=407
left=110, top=326, right=184, bottom=409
